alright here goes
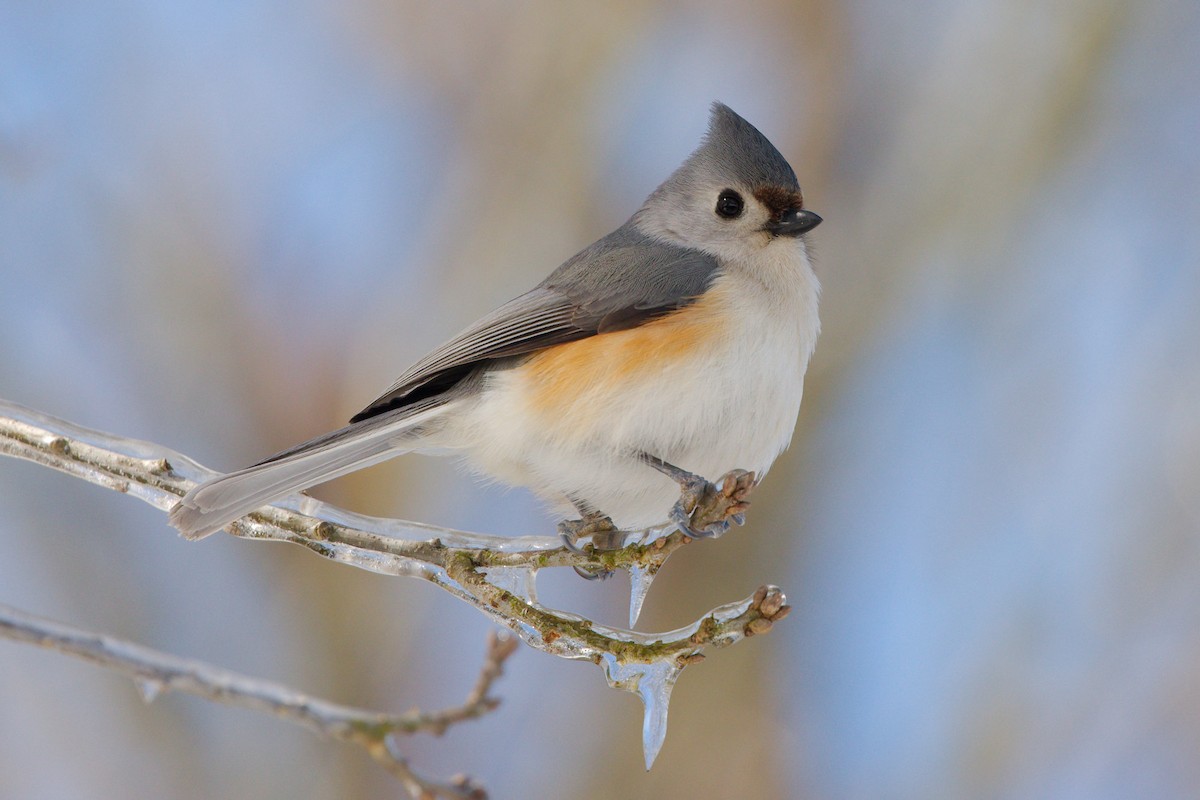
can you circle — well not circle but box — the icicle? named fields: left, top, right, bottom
left=135, top=677, right=164, bottom=703
left=600, top=654, right=682, bottom=769
left=627, top=563, right=659, bottom=628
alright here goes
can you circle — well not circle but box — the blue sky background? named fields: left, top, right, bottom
left=2, top=1, right=1198, bottom=798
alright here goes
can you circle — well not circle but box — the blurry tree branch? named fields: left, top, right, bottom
left=0, top=603, right=514, bottom=800
left=0, top=398, right=791, bottom=771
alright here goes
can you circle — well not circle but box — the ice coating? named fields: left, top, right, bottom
left=481, top=566, right=539, bottom=603
left=461, top=587, right=768, bottom=768
left=274, top=493, right=567, bottom=553
left=0, top=399, right=790, bottom=772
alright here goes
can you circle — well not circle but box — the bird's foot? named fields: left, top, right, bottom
left=669, top=468, right=757, bottom=539
left=558, top=513, right=620, bottom=580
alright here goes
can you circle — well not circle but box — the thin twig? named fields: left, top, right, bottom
left=0, top=602, right=512, bottom=799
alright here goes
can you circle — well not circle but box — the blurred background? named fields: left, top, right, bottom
left=2, top=1, right=1198, bottom=797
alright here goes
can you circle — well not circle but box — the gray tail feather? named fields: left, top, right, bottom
left=169, top=403, right=448, bottom=540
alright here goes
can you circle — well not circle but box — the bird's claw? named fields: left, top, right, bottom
left=672, top=468, right=757, bottom=539
left=572, top=564, right=612, bottom=581
left=558, top=515, right=620, bottom=581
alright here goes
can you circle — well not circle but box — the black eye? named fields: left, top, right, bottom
left=715, top=189, right=744, bottom=219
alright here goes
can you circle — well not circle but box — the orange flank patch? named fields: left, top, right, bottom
left=520, top=287, right=730, bottom=422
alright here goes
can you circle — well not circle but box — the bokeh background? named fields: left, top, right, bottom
left=2, top=1, right=1199, bottom=798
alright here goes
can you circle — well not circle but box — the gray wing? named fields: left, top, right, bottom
left=541, top=223, right=721, bottom=333
left=351, top=224, right=719, bottom=423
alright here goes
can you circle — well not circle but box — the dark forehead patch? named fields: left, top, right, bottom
left=753, top=186, right=805, bottom=218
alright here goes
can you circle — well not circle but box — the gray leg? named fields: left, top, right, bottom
left=558, top=497, right=619, bottom=581
left=639, top=453, right=756, bottom=538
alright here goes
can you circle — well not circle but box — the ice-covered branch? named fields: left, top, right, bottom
left=0, top=400, right=685, bottom=593
left=0, top=602, right=514, bottom=799
left=0, top=399, right=792, bottom=768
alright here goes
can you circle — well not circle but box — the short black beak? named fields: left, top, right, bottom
left=767, top=208, right=822, bottom=237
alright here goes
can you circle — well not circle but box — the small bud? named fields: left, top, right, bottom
left=759, top=590, right=786, bottom=619
left=746, top=618, right=773, bottom=636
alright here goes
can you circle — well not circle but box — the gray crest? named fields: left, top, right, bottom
left=671, top=103, right=799, bottom=191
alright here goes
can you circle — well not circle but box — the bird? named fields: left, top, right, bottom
left=170, top=102, right=822, bottom=549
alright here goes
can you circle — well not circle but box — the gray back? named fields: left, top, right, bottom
left=541, top=222, right=719, bottom=333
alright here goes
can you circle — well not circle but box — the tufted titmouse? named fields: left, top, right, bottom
left=170, top=103, right=822, bottom=543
